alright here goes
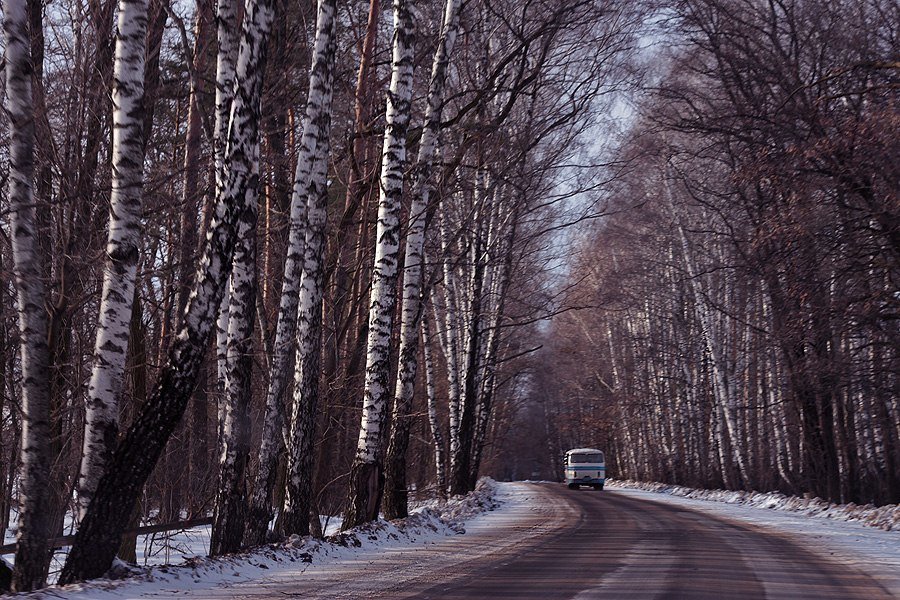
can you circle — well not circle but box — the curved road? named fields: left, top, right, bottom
left=395, top=484, right=892, bottom=600
left=128, top=483, right=894, bottom=599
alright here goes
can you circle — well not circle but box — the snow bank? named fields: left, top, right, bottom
left=607, top=479, right=900, bottom=532
left=17, top=478, right=502, bottom=599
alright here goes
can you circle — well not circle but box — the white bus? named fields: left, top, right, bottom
left=564, top=448, right=606, bottom=490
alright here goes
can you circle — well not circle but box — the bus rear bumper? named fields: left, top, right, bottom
left=566, top=478, right=605, bottom=488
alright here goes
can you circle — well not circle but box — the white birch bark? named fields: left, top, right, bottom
left=468, top=195, right=516, bottom=486
left=59, top=0, right=275, bottom=581
left=210, top=144, right=259, bottom=556
left=76, top=0, right=150, bottom=522
left=214, top=0, right=239, bottom=180
left=436, top=200, right=463, bottom=488
left=383, top=0, right=461, bottom=519
left=213, top=0, right=240, bottom=446
left=247, top=0, right=336, bottom=544
left=5, top=0, right=52, bottom=589
left=666, top=179, right=751, bottom=488
left=421, top=312, right=447, bottom=494
left=282, top=152, right=333, bottom=535
left=451, top=168, right=487, bottom=495
left=344, top=0, right=415, bottom=529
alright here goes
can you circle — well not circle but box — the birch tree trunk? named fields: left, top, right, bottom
left=59, top=0, right=275, bottom=580
left=210, top=169, right=259, bottom=556
left=666, top=179, right=751, bottom=489
left=450, top=171, right=487, bottom=496
left=5, top=0, right=52, bottom=589
left=422, top=312, right=447, bottom=495
left=382, top=0, right=461, bottom=521
left=213, top=0, right=240, bottom=416
left=246, top=0, right=336, bottom=545
left=76, top=0, right=150, bottom=523
left=436, top=201, right=463, bottom=492
left=282, top=154, right=333, bottom=536
left=468, top=198, right=516, bottom=489
left=344, top=0, right=415, bottom=529
left=209, top=0, right=261, bottom=556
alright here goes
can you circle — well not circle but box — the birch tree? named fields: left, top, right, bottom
left=246, top=0, right=337, bottom=543
left=76, top=0, right=150, bottom=522
left=344, top=0, right=415, bottom=529
left=59, top=0, right=275, bottom=579
left=422, top=311, right=447, bottom=494
left=210, top=151, right=260, bottom=556
left=213, top=0, right=240, bottom=405
left=450, top=168, right=488, bottom=495
left=4, top=0, right=53, bottom=589
left=382, top=0, right=461, bottom=521
left=208, top=0, right=262, bottom=556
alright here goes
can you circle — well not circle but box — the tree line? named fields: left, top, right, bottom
left=0, top=0, right=638, bottom=590
left=545, top=0, right=898, bottom=509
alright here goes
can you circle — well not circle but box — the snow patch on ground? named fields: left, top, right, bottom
left=4, top=512, right=215, bottom=575
left=607, top=478, right=900, bottom=531
left=15, top=479, right=502, bottom=599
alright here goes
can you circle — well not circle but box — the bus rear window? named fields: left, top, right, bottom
left=570, top=453, right=603, bottom=464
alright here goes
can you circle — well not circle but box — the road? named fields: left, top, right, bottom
left=122, top=483, right=895, bottom=600
left=395, top=484, right=893, bottom=599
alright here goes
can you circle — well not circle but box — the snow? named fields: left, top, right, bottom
left=607, top=479, right=900, bottom=596
left=15, top=479, right=506, bottom=599
left=607, top=479, right=900, bottom=531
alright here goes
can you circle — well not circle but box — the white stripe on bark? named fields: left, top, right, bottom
left=353, top=0, right=415, bottom=464
left=5, top=0, right=53, bottom=589
left=58, top=0, right=275, bottom=581
left=77, top=0, right=150, bottom=522
left=344, top=0, right=415, bottom=529
left=422, top=312, right=447, bottom=494
left=246, top=0, right=337, bottom=544
left=436, top=200, right=462, bottom=486
left=213, top=0, right=239, bottom=446
left=383, top=0, right=461, bottom=519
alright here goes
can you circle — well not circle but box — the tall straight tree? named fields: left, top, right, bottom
left=281, top=151, right=331, bottom=536
left=421, top=311, right=447, bottom=494
left=209, top=0, right=260, bottom=556
left=58, top=0, right=276, bottom=580
left=76, top=0, right=150, bottom=522
left=210, top=137, right=261, bottom=556
left=245, top=0, right=337, bottom=544
left=213, top=0, right=241, bottom=403
left=451, top=168, right=488, bottom=495
left=382, top=0, right=462, bottom=520
left=344, top=0, right=415, bottom=529
left=5, top=0, right=53, bottom=589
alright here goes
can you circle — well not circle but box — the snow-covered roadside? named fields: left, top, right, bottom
left=607, top=479, right=900, bottom=531
left=12, top=479, right=504, bottom=599
left=607, top=481, right=900, bottom=596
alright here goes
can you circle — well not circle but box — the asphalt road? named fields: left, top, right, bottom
left=124, top=483, right=894, bottom=599
left=398, top=484, right=893, bottom=600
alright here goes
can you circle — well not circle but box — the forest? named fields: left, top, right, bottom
left=543, top=0, right=899, bottom=515
left=0, top=0, right=896, bottom=592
